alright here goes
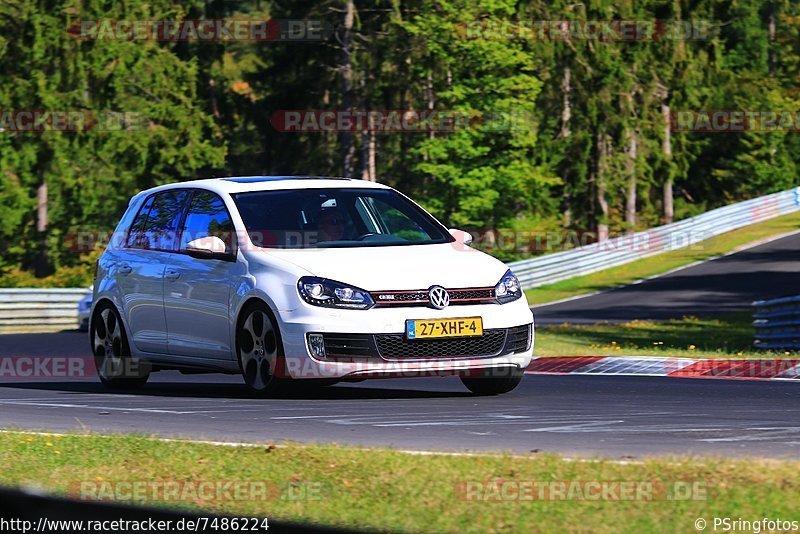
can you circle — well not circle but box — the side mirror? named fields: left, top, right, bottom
left=448, top=228, right=474, bottom=246
left=185, top=236, right=234, bottom=261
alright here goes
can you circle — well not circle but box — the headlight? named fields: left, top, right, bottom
left=494, top=270, right=522, bottom=304
left=298, top=277, right=375, bottom=310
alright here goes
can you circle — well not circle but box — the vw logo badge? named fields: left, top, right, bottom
left=428, top=286, right=450, bottom=310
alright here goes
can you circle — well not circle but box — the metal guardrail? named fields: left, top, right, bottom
left=0, top=288, right=90, bottom=333
left=753, top=295, right=800, bottom=350
left=508, top=187, right=800, bottom=289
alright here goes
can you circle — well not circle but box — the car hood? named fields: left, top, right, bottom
left=259, top=243, right=508, bottom=291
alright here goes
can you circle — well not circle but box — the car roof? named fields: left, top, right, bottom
left=133, top=176, right=391, bottom=201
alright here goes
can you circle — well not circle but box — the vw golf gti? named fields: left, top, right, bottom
left=91, top=176, right=534, bottom=395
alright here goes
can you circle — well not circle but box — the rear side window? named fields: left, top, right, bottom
left=179, top=190, right=236, bottom=254
left=126, top=196, right=155, bottom=249
left=126, top=190, right=188, bottom=251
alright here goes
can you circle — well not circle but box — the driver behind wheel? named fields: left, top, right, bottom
left=317, top=208, right=349, bottom=242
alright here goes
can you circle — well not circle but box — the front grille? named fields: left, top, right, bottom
left=450, top=288, right=495, bottom=301
left=317, top=323, right=533, bottom=361
left=375, top=330, right=506, bottom=359
left=392, top=292, right=428, bottom=302
left=372, top=286, right=495, bottom=308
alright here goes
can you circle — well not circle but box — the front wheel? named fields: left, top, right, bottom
left=236, top=302, right=287, bottom=396
left=460, top=367, right=524, bottom=395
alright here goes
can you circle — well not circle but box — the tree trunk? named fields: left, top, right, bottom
left=360, top=128, right=376, bottom=182
left=359, top=67, right=371, bottom=181
left=420, top=67, right=435, bottom=190
left=360, top=129, right=369, bottom=181
left=559, top=66, right=571, bottom=139
left=625, top=127, right=637, bottom=229
left=34, top=181, right=49, bottom=278
left=425, top=70, right=435, bottom=142
left=560, top=66, right=571, bottom=226
left=339, top=0, right=356, bottom=178
left=768, top=2, right=776, bottom=76
left=36, top=181, right=47, bottom=233
left=208, top=78, right=220, bottom=119
left=562, top=192, right=571, bottom=228
left=367, top=131, right=376, bottom=181
left=596, top=132, right=609, bottom=242
left=662, top=101, right=674, bottom=224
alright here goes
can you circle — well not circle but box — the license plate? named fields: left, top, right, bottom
left=406, top=317, right=483, bottom=339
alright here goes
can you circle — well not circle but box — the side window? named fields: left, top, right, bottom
left=126, top=195, right=154, bottom=249
left=179, top=191, right=236, bottom=254
left=126, top=190, right=188, bottom=251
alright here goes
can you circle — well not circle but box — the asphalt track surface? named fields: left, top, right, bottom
left=533, top=231, right=800, bottom=325
left=1, top=331, right=800, bottom=458
left=1, top=233, right=799, bottom=458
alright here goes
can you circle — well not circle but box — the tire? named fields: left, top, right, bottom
left=460, top=367, right=524, bottom=395
left=236, top=301, right=288, bottom=396
left=91, top=303, right=150, bottom=390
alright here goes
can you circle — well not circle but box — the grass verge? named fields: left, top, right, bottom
left=525, top=211, right=800, bottom=306
left=534, top=312, right=794, bottom=359
left=1, top=431, right=799, bottom=533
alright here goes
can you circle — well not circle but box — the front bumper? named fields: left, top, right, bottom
left=276, top=300, right=534, bottom=379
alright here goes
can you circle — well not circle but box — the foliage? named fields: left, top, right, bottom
left=1, top=0, right=799, bottom=277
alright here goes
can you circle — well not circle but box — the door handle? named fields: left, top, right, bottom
left=118, top=264, right=132, bottom=275
left=165, top=270, right=181, bottom=281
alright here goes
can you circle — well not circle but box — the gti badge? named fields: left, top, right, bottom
left=428, top=285, right=450, bottom=310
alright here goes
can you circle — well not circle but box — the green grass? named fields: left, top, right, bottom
left=525, top=211, right=800, bottom=306
left=535, top=312, right=794, bottom=359
left=2, top=431, right=800, bottom=533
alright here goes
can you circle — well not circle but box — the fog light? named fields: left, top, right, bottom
left=308, top=334, right=326, bottom=360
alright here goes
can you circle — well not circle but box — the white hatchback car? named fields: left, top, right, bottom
left=91, top=177, right=534, bottom=395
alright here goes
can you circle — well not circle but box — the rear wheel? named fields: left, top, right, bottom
left=460, top=367, right=524, bottom=395
left=91, top=303, right=150, bottom=390
left=237, top=302, right=287, bottom=396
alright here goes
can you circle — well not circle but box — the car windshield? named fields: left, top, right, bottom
left=232, top=188, right=454, bottom=249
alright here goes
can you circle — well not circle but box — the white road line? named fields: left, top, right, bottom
left=0, top=429, right=748, bottom=463
left=0, top=400, right=261, bottom=415
left=522, top=420, right=624, bottom=432
left=699, top=428, right=800, bottom=442
left=0, top=429, right=273, bottom=448
left=298, top=414, right=627, bottom=427
left=270, top=415, right=360, bottom=420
